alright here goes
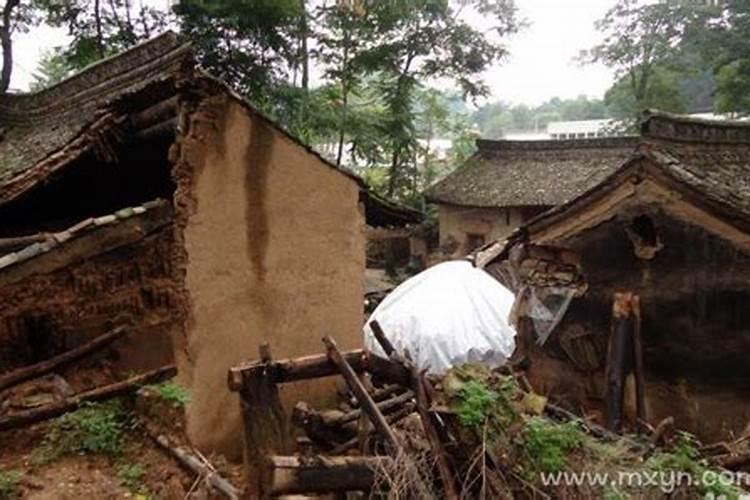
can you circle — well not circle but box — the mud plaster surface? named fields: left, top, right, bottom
left=176, top=97, right=365, bottom=458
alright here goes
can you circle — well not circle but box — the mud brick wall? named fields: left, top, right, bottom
left=0, top=226, right=184, bottom=374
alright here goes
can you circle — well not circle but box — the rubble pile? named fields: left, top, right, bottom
left=231, top=324, right=750, bottom=499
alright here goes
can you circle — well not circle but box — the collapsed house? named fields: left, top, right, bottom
left=424, top=136, right=638, bottom=255
left=0, top=32, right=414, bottom=458
left=478, top=111, right=750, bottom=442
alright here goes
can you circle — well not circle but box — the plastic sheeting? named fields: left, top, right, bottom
left=363, top=260, right=517, bottom=374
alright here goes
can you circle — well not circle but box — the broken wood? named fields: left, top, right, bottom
left=262, top=455, right=392, bottom=496
left=228, top=349, right=409, bottom=391
left=0, top=365, right=176, bottom=431
left=0, top=326, right=128, bottom=393
left=152, top=434, right=239, bottom=500
left=322, top=336, right=401, bottom=451
left=370, top=320, right=396, bottom=358
left=413, top=368, right=459, bottom=500
left=605, top=292, right=636, bottom=432
left=716, top=452, right=750, bottom=470
left=330, top=402, right=416, bottom=455
left=0, top=233, right=53, bottom=254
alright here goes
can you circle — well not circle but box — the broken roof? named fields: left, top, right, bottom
left=520, top=111, right=750, bottom=245
left=0, top=32, right=422, bottom=226
left=424, top=136, right=638, bottom=208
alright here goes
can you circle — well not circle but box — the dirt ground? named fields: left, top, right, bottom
left=0, top=365, right=244, bottom=499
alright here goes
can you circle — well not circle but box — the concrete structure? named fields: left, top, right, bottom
left=0, top=33, right=409, bottom=458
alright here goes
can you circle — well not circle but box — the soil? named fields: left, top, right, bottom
left=0, top=368, right=244, bottom=499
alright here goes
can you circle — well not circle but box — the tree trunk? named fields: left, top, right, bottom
left=1, top=0, right=20, bottom=93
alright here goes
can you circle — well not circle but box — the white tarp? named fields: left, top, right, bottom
left=363, top=260, right=517, bottom=374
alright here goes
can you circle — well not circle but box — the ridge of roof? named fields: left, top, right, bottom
left=476, top=136, right=639, bottom=152
left=641, top=109, right=750, bottom=145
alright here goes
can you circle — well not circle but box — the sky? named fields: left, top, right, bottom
left=10, top=0, right=619, bottom=106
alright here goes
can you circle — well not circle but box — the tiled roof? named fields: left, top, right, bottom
left=0, top=199, right=170, bottom=273
left=424, top=137, right=638, bottom=208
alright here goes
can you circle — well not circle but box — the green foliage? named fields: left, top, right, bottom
left=456, top=380, right=500, bottom=427
left=29, top=49, right=75, bottom=91
left=708, top=0, right=750, bottom=115
left=647, top=431, right=744, bottom=499
left=522, top=417, right=584, bottom=473
left=0, top=470, right=21, bottom=500
left=117, top=463, right=145, bottom=494
left=34, top=400, right=130, bottom=463
left=149, top=381, right=191, bottom=409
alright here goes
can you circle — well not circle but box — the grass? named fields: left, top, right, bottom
left=522, top=416, right=585, bottom=473
left=117, top=462, right=150, bottom=497
left=148, top=381, right=191, bottom=409
left=0, top=470, right=20, bottom=500
left=33, top=400, right=131, bottom=464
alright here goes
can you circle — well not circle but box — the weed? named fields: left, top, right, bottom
left=0, top=470, right=20, bottom=500
left=117, top=463, right=146, bottom=493
left=647, top=432, right=744, bottom=499
left=456, top=380, right=500, bottom=427
left=522, top=417, right=585, bottom=473
left=149, top=381, right=190, bottom=408
left=34, top=400, right=130, bottom=463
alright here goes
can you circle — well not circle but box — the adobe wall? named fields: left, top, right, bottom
left=174, top=95, right=365, bottom=458
left=0, top=227, right=181, bottom=375
left=438, top=204, right=524, bottom=255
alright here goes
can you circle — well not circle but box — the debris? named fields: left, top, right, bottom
left=0, top=325, right=128, bottom=393
left=0, top=365, right=175, bottom=430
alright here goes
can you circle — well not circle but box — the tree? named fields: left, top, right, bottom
left=30, top=49, right=74, bottom=90
left=175, top=0, right=302, bottom=109
left=36, top=0, right=168, bottom=71
left=1, top=0, right=37, bottom=92
left=354, top=0, right=519, bottom=200
left=707, top=0, right=750, bottom=115
left=581, top=0, right=708, bottom=129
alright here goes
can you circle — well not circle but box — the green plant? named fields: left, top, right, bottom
left=117, top=463, right=145, bottom=493
left=522, top=417, right=585, bottom=473
left=149, top=381, right=191, bottom=409
left=456, top=380, right=500, bottom=427
left=647, top=432, right=744, bottom=499
left=0, top=470, right=21, bottom=500
left=34, top=400, right=129, bottom=463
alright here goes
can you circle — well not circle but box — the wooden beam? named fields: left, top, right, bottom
left=605, top=293, right=635, bottom=432
left=322, top=336, right=401, bottom=450
left=631, top=294, right=648, bottom=432
left=228, top=349, right=409, bottom=392
left=0, top=326, right=128, bottom=393
left=0, top=365, right=176, bottom=431
left=262, top=455, right=392, bottom=496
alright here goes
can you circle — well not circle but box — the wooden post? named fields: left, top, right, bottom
left=236, top=345, right=292, bottom=497
left=605, top=292, right=636, bottom=432
left=631, top=295, right=648, bottom=432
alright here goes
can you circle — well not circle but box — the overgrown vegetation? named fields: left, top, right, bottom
left=0, top=470, right=20, bottom=500
left=33, top=400, right=131, bottom=463
left=522, top=417, right=585, bottom=473
left=149, top=381, right=191, bottom=409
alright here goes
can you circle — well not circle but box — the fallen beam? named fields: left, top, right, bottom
left=0, top=365, right=176, bottom=431
left=263, top=455, right=392, bottom=496
left=323, top=336, right=401, bottom=450
left=228, top=349, right=409, bottom=391
left=0, top=326, right=128, bottom=393
left=153, top=434, right=240, bottom=499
